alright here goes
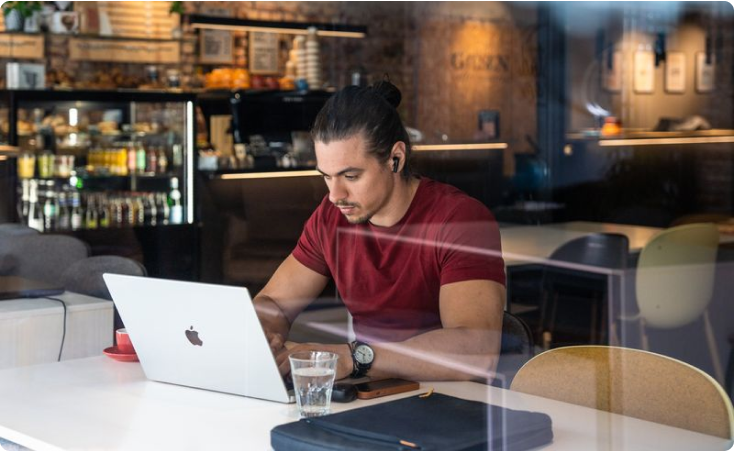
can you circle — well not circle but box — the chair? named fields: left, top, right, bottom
left=510, top=345, right=734, bottom=439
left=539, top=233, right=629, bottom=348
left=727, top=333, right=734, bottom=401
left=634, top=223, right=723, bottom=382
left=0, top=223, right=39, bottom=236
left=61, top=255, right=147, bottom=332
left=492, top=311, right=534, bottom=388
left=0, top=234, right=89, bottom=285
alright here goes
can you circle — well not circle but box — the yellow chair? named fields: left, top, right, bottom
left=635, top=223, right=723, bottom=382
left=510, top=345, right=734, bottom=440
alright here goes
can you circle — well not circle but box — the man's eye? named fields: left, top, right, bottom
left=344, top=175, right=358, bottom=181
left=322, top=175, right=331, bottom=181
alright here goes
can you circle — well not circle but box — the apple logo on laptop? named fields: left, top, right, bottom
left=185, top=326, right=203, bottom=346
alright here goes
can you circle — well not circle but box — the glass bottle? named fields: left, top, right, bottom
left=144, top=192, right=157, bottom=226
left=18, top=179, right=31, bottom=223
left=157, top=192, right=170, bottom=225
left=98, top=195, right=111, bottom=228
left=86, top=194, right=99, bottom=229
left=70, top=192, right=83, bottom=230
left=168, top=177, right=183, bottom=224
left=57, top=191, right=71, bottom=231
left=134, top=195, right=145, bottom=225
left=27, top=180, right=44, bottom=232
left=157, top=147, right=168, bottom=174
left=136, top=141, right=147, bottom=174
left=126, top=142, right=136, bottom=174
left=42, top=188, right=58, bottom=232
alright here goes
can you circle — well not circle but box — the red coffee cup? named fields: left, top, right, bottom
left=115, top=328, right=135, bottom=354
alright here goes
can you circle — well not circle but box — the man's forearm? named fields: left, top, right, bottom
left=253, top=295, right=292, bottom=339
left=367, top=328, right=501, bottom=382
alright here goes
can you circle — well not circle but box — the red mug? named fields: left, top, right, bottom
left=116, top=328, right=135, bottom=354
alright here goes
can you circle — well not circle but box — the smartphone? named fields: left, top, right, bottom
left=354, top=378, right=420, bottom=399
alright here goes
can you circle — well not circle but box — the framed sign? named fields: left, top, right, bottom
left=199, top=30, right=233, bottom=64
left=633, top=50, right=655, bottom=94
left=695, top=52, right=715, bottom=93
left=665, top=52, right=685, bottom=93
left=603, top=50, right=623, bottom=92
left=249, top=32, right=279, bottom=75
left=477, top=110, right=500, bottom=140
left=199, top=6, right=233, bottom=65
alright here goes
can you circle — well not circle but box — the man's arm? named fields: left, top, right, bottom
left=254, top=254, right=329, bottom=354
left=278, top=279, right=506, bottom=382
left=368, top=279, right=505, bottom=382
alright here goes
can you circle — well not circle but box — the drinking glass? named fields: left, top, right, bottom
left=289, top=351, right=338, bottom=418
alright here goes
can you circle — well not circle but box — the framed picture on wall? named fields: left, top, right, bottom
left=695, top=52, right=715, bottom=93
left=665, top=52, right=686, bottom=93
left=633, top=50, right=655, bottom=93
left=603, top=50, right=623, bottom=92
left=477, top=110, right=500, bottom=140
left=198, top=6, right=234, bottom=65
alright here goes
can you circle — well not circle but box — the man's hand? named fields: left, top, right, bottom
left=275, top=342, right=353, bottom=380
left=265, top=330, right=286, bottom=355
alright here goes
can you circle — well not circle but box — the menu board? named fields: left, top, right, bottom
left=0, top=35, right=44, bottom=59
left=249, top=32, right=279, bottom=74
left=69, top=37, right=181, bottom=64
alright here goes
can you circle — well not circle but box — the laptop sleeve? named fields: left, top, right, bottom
left=271, top=392, right=553, bottom=451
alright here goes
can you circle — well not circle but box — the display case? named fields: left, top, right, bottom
left=0, top=89, right=198, bottom=279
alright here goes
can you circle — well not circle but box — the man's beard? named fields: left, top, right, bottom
left=335, top=201, right=372, bottom=224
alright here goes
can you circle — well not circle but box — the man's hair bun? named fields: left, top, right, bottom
left=370, top=80, right=402, bottom=109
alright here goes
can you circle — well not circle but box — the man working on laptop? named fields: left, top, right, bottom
left=254, top=80, right=506, bottom=383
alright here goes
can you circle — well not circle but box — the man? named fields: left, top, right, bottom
left=254, top=81, right=506, bottom=383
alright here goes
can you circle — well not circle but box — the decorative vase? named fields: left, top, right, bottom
left=23, top=11, right=40, bottom=33
left=5, top=10, right=25, bottom=32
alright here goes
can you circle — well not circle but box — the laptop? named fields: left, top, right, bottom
left=0, top=276, right=65, bottom=301
left=103, top=274, right=295, bottom=403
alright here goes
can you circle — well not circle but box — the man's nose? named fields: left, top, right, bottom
left=328, top=179, right=347, bottom=204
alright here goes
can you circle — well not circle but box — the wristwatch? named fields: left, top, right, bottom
left=350, top=341, right=375, bottom=378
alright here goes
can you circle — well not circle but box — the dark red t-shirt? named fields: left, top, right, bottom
left=292, top=178, right=505, bottom=343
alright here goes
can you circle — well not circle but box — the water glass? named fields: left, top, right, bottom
left=289, top=351, right=338, bottom=418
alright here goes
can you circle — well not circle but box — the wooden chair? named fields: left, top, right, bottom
left=511, top=345, right=734, bottom=440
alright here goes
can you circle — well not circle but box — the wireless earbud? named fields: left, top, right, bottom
left=392, top=157, right=399, bottom=173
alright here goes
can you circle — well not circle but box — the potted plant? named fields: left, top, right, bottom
left=2, top=1, right=42, bottom=32
left=168, top=1, right=184, bottom=38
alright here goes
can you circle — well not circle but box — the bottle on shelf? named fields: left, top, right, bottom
left=157, top=147, right=168, bottom=174
left=18, top=179, right=30, bottom=223
left=27, top=180, right=44, bottom=232
left=144, top=193, right=158, bottom=226
left=156, top=192, right=170, bottom=225
left=136, top=141, right=147, bottom=174
left=126, top=142, right=137, bottom=175
left=85, top=194, right=99, bottom=229
left=57, top=191, right=71, bottom=231
left=168, top=177, right=183, bottom=224
left=42, top=187, right=58, bottom=232
left=70, top=192, right=83, bottom=231
left=98, top=196, right=111, bottom=228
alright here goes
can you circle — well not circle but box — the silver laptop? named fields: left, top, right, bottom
left=103, top=274, right=294, bottom=403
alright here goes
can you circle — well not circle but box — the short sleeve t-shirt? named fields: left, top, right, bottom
left=292, top=178, right=505, bottom=343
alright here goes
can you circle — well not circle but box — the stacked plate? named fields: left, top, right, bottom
left=305, top=28, right=321, bottom=88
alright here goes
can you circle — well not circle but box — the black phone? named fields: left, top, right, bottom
left=354, top=378, right=420, bottom=399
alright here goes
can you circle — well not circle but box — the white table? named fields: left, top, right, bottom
left=0, top=356, right=729, bottom=451
left=0, top=292, right=113, bottom=369
left=500, top=221, right=664, bottom=267
left=501, top=221, right=734, bottom=266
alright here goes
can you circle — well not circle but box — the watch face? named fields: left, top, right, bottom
left=354, top=344, right=374, bottom=365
